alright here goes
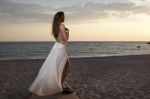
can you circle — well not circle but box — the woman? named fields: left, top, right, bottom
left=28, top=11, right=73, bottom=96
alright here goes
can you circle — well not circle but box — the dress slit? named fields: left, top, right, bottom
left=28, top=42, right=69, bottom=96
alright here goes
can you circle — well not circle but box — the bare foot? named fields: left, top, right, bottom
left=62, top=86, right=74, bottom=94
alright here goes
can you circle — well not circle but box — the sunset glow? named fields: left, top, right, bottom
left=0, top=0, right=150, bottom=41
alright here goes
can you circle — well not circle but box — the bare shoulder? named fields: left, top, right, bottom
left=60, top=23, right=65, bottom=28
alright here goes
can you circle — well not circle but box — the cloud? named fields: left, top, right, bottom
left=62, top=2, right=150, bottom=23
left=0, top=0, right=56, bottom=23
left=129, top=0, right=150, bottom=6
left=0, top=0, right=150, bottom=24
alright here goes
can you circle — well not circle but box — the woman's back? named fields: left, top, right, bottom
left=56, top=23, right=68, bottom=45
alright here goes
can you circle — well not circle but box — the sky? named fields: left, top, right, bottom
left=0, top=0, right=150, bottom=41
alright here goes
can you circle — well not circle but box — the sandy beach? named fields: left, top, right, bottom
left=0, top=54, right=150, bottom=99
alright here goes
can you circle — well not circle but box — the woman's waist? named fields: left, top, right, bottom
left=55, top=41, right=67, bottom=46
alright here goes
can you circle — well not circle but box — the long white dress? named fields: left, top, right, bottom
left=28, top=41, right=69, bottom=96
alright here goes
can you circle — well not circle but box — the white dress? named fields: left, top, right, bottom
left=28, top=41, right=69, bottom=96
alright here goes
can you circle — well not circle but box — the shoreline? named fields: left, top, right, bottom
left=1, top=54, right=150, bottom=61
left=0, top=54, right=150, bottom=99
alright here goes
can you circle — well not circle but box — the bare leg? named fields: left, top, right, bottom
left=61, top=59, right=70, bottom=88
left=61, top=59, right=74, bottom=94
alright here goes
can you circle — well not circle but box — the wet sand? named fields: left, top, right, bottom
left=0, top=54, right=150, bottom=99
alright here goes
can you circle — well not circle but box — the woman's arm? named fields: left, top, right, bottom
left=60, top=23, right=69, bottom=41
left=65, top=28, right=69, bottom=40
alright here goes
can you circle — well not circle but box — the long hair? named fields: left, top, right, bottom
left=52, top=11, right=65, bottom=39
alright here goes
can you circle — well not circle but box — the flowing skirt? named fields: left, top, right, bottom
left=28, top=42, right=69, bottom=96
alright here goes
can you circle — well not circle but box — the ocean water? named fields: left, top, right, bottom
left=0, top=41, right=150, bottom=60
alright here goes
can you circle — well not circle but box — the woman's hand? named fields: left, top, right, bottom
left=65, top=28, right=69, bottom=34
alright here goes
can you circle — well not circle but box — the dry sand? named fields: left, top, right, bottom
left=0, top=54, right=150, bottom=99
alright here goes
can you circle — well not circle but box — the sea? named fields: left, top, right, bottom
left=0, top=41, right=150, bottom=60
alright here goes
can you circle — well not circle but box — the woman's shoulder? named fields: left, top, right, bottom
left=60, top=22, right=65, bottom=27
